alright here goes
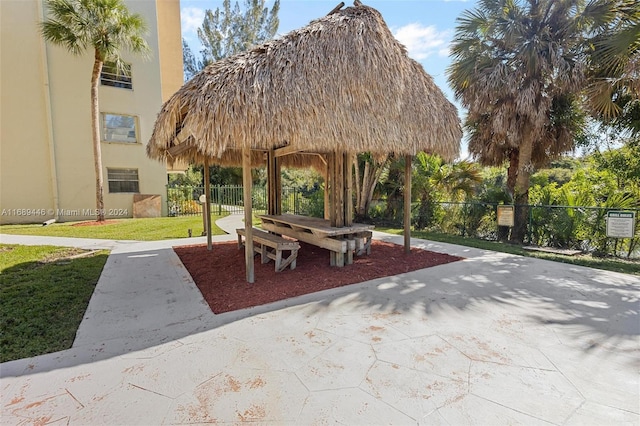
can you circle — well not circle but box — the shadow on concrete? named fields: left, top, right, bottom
left=2, top=235, right=638, bottom=378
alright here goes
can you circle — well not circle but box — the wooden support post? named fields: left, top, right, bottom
left=344, top=152, right=353, bottom=226
left=323, top=161, right=329, bottom=220
left=404, top=155, right=412, bottom=254
left=243, top=147, right=254, bottom=283
left=204, top=159, right=212, bottom=251
left=330, top=151, right=346, bottom=266
left=327, top=152, right=336, bottom=226
left=267, top=149, right=276, bottom=215
left=275, top=155, right=282, bottom=215
left=327, top=152, right=336, bottom=265
left=334, top=151, right=344, bottom=228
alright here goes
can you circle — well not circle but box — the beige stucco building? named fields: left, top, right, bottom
left=0, top=0, right=183, bottom=224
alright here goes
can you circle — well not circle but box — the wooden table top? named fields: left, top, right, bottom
left=259, top=214, right=374, bottom=238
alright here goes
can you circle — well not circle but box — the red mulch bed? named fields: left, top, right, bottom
left=174, top=240, right=462, bottom=314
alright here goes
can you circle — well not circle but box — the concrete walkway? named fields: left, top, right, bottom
left=1, top=214, right=639, bottom=425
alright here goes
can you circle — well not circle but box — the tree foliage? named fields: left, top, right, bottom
left=592, top=139, right=640, bottom=191
left=586, top=0, right=640, bottom=134
left=197, top=0, right=280, bottom=65
left=366, top=155, right=482, bottom=229
left=182, top=38, right=200, bottom=81
left=410, top=154, right=482, bottom=230
left=168, top=167, right=203, bottom=188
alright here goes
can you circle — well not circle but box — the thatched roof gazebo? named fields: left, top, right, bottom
left=148, top=1, right=462, bottom=282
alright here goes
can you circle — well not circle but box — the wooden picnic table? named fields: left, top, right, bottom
left=258, top=214, right=375, bottom=267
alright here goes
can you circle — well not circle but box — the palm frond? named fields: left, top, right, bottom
left=41, top=0, right=150, bottom=63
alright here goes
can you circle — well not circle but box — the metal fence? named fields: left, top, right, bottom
left=370, top=199, right=640, bottom=259
left=168, top=185, right=639, bottom=258
left=166, top=185, right=324, bottom=217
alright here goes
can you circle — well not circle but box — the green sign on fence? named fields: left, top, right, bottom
left=606, top=211, right=636, bottom=238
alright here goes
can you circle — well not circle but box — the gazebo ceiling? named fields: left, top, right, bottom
left=147, top=1, right=462, bottom=167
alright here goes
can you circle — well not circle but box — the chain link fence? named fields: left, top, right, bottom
left=369, top=199, right=639, bottom=259
left=168, top=185, right=639, bottom=259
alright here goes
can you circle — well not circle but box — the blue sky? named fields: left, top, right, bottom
left=180, top=0, right=477, bottom=157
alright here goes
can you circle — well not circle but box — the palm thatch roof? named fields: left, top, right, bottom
left=147, top=1, right=461, bottom=167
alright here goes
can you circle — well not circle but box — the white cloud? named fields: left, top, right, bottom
left=393, top=23, right=451, bottom=61
left=181, top=7, right=205, bottom=36
left=438, top=46, right=451, bottom=58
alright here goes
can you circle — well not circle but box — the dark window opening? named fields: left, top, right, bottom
left=101, top=62, right=132, bottom=89
left=107, top=168, right=139, bottom=193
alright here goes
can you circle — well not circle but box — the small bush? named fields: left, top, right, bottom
left=182, top=200, right=201, bottom=215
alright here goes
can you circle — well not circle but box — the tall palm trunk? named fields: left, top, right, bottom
left=499, top=149, right=519, bottom=241
left=511, top=134, right=534, bottom=243
left=506, top=149, right=518, bottom=197
left=91, top=52, right=105, bottom=222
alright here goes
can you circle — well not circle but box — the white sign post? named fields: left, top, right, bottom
left=199, top=194, right=208, bottom=237
left=606, top=211, right=636, bottom=238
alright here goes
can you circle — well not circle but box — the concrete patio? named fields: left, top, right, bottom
left=1, top=216, right=638, bottom=424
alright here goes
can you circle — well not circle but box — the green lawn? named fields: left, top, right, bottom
left=378, top=227, right=640, bottom=276
left=0, top=244, right=109, bottom=362
left=0, top=215, right=228, bottom=241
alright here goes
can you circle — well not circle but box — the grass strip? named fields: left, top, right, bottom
left=0, top=215, right=228, bottom=241
left=0, top=244, right=108, bottom=362
left=378, top=228, right=640, bottom=276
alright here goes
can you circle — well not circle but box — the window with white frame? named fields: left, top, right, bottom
left=101, top=113, right=138, bottom=143
left=107, top=168, right=139, bottom=193
left=101, top=62, right=132, bottom=89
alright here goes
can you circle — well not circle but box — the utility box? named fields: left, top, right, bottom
left=133, top=194, right=162, bottom=218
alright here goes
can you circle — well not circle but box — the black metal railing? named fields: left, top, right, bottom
left=167, top=185, right=325, bottom=217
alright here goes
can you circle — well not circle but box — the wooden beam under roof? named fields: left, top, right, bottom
left=274, top=145, right=303, bottom=158
left=166, top=130, right=193, bottom=157
left=167, top=142, right=194, bottom=157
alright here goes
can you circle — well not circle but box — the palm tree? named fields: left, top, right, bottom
left=586, top=0, right=640, bottom=135
left=447, top=0, right=599, bottom=242
left=409, top=154, right=481, bottom=230
left=438, top=160, right=483, bottom=201
left=41, top=0, right=149, bottom=221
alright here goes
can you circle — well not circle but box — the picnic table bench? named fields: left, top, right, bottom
left=258, top=214, right=374, bottom=267
left=237, top=227, right=300, bottom=272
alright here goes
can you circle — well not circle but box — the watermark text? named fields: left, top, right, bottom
left=1, top=208, right=129, bottom=217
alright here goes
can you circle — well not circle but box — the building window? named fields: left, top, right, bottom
left=107, top=168, right=139, bottom=193
left=101, top=62, right=132, bottom=89
left=101, top=113, right=138, bottom=143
